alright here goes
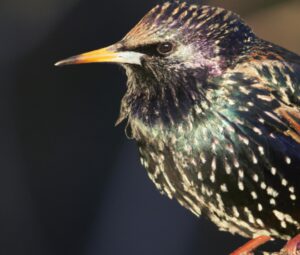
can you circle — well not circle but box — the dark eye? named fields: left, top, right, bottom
left=157, top=42, right=174, bottom=55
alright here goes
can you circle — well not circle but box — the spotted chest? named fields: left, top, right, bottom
left=124, top=51, right=300, bottom=240
left=129, top=96, right=300, bottom=240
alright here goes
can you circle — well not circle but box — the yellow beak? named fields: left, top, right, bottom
left=55, top=44, right=143, bottom=66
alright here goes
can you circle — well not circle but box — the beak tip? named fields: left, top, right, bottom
left=54, top=56, right=79, bottom=67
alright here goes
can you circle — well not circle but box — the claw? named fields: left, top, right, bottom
left=230, top=236, right=271, bottom=255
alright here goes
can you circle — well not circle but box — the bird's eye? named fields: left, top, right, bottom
left=157, top=42, right=174, bottom=55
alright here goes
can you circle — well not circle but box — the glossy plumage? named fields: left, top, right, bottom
left=120, top=2, right=300, bottom=240
left=58, top=0, right=300, bottom=246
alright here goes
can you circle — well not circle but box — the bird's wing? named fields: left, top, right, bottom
left=254, top=44, right=300, bottom=139
left=268, top=45, right=300, bottom=138
left=204, top=50, right=300, bottom=231
left=272, top=44, right=300, bottom=103
left=275, top=106, right=300, bottom=142
left=228, top=44, right=300, bottom=140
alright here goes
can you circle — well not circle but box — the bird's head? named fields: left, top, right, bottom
left=56, top=1, right=256, bottom=125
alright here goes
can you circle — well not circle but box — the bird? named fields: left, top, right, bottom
left=56, top=1, right=300, bottom=254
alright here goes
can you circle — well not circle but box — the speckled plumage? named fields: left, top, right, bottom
left=115, top=2, right=300, bottom=241
left=58, top=0, right=300, bottom=246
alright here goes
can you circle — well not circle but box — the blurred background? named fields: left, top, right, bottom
left=0, top=0, right=299, bottom=254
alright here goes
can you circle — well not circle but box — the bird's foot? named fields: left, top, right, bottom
left=230, top=236, right=272, bottom=255
left=280, top=234, right=300, bottom=255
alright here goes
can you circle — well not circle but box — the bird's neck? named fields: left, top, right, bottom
left=118, top=68, right=211, bottom=131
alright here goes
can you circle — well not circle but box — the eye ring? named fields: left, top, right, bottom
left=157, top=42, right=175, bottom=55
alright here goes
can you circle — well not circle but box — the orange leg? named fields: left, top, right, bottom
left=230, top=236, right=272, bottom=255
left=281, top=234, right=300, bottom=255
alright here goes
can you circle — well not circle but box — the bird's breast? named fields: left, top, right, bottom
left=129, top=100, right=300, bottom=239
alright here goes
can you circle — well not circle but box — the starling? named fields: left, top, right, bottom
left=56, top=1, right=300, bottom=254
